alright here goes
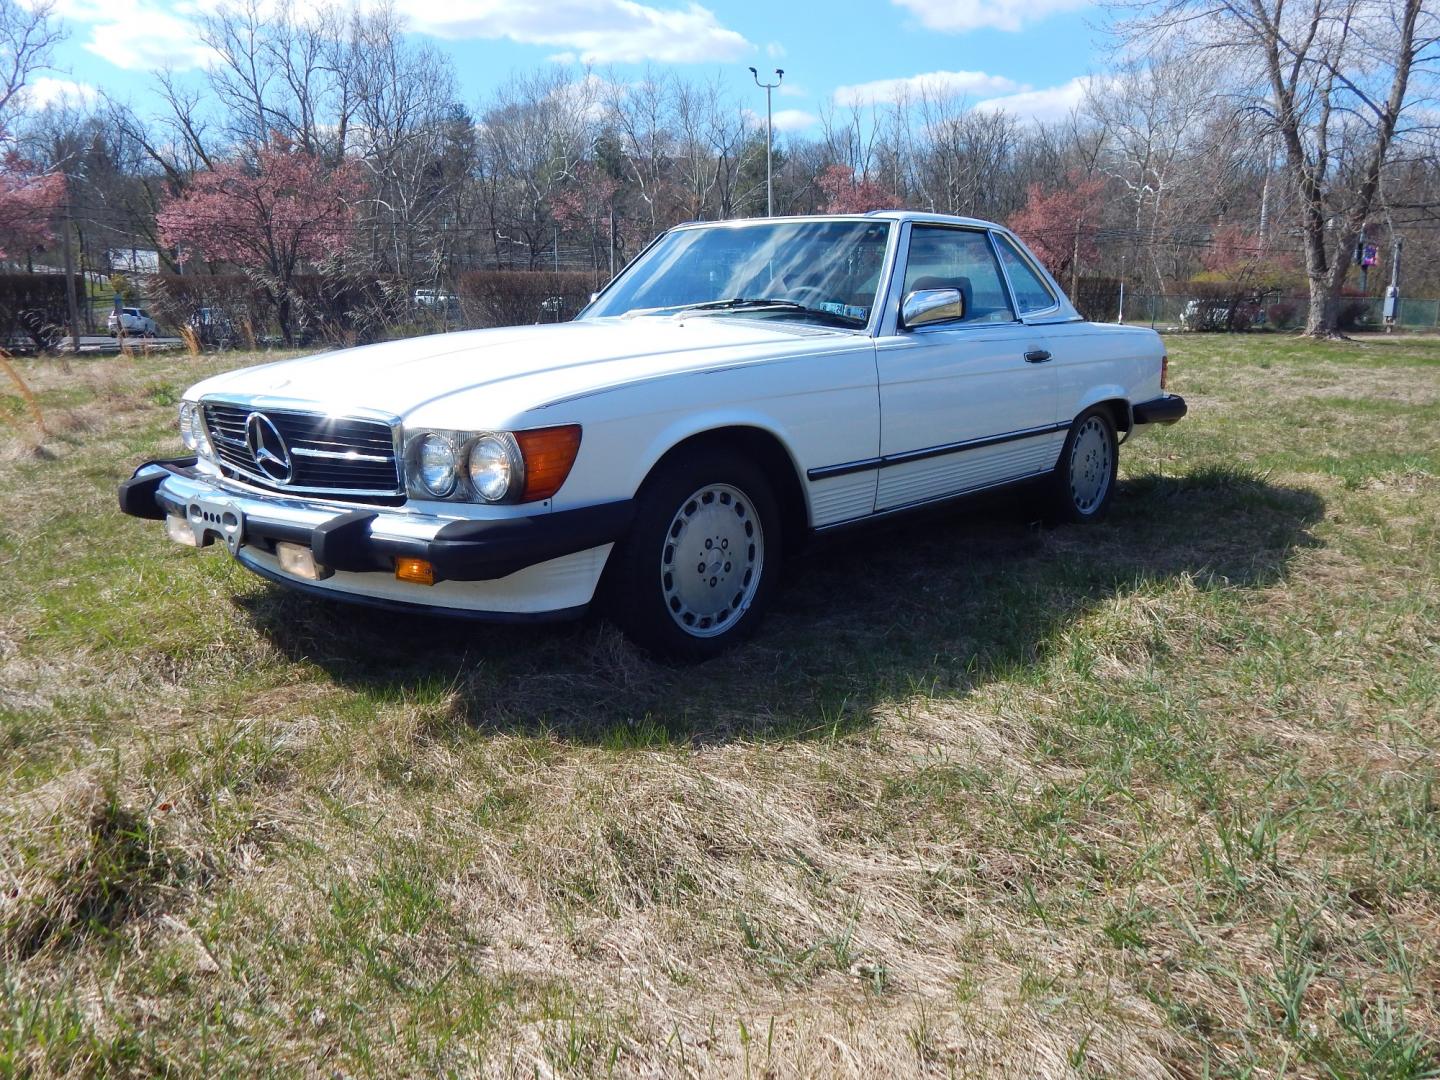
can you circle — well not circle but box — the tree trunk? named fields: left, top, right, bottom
left=1304, top=274, right=1340, bottom=338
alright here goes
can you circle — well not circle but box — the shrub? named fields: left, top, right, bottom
left=1267, top=301, right=1299, bottom=329
left=1337, top=288, right=1375, bottom=332
left=147, top=271, right=411, bottom=348
left=1179, top=279, right=1273, bottom=332
left=1072, top=277, right=1120, bottom=322
left=455, top=271, right=598, bottom=328
left=0, top=273, right=84, bottom=352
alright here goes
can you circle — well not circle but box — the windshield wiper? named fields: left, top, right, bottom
left=643, top=296, right=803, bottom=314
left=657, top=296, right=865, bottom=326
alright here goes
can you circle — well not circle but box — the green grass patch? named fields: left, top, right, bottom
left=0, top=337, right=1437, bottom=1076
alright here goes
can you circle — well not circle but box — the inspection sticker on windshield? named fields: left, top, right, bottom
left=820, top=302, right=869, bottom=320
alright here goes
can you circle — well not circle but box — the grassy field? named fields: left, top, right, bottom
left=1, top=333, right=1437, bottom=1078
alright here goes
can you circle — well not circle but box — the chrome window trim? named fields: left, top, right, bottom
left=577, top=216, right=901, bottom=339
left=991, top=229, right=1063, bottom=321
left=893, top=222, right=1023, bottom=330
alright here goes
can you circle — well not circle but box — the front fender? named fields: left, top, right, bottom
left=626, top=408, right=806, bottom=498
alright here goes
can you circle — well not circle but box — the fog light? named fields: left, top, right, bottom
left=394, top=557, right=435, bottom=585
left=276, top=541, right=331, bottom=581
left=164, top=515, right=197, bottom=547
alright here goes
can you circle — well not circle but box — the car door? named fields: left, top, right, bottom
left=873, top=224, right=1058, bottom=512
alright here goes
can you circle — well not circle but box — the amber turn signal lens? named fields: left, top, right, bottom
left=515, top=424, right=582, bottom=502
left=394, top=557, right=435, bottom=585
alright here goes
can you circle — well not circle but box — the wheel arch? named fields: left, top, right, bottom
left=641, top=424, right=810, bottom=548
left=1073, top=390, right=1132, bottom=435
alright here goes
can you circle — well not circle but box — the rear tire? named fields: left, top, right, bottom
left=607, top=449, right=782, bottom=661
left=1046, top=407, right=1118, bottom=524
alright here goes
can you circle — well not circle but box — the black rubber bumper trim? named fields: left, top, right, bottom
left=239, top=499, right=636, bottom=582
left=118, top=456, right=634, bottom=582
left=311, top=510, right=381, bottom=573
left=420, top=500, right=636, bottom=581
left=1132, top=395, right=1188, bottom=425
left=118, top=457, right=198, bottom=519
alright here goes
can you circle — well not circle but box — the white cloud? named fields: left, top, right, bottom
left=891, top=0, right=1092, bottom=33
left=765, top=41, right=785, bottom=59
left=833, top=70, right=1023, bottom=107
left=396, top=0, right=752, bottom=64
left=41, top=0, right=217, bottom=71
left=743, top=107, right=816, bottom=132
left=82, top=9, right=219, bottom=72
left=20, top=76, right=101, bottom=109
left=973, top=77, right=1091, bottom=123
left=772, top=109, right=816, bottom=132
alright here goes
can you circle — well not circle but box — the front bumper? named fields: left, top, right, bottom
left=118, top=458, right=633, bottom=616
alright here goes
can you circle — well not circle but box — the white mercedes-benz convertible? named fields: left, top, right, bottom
left=119, top=211, right=1186, bottom=659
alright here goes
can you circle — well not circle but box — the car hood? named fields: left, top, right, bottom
left=186, top=316, right=855, bottom=426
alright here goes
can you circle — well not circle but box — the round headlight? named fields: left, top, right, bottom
left=417, top=434, right=457, bottom=496
left=467, top=434, right=515, bottom=502
left=179, top=402, right=198, bottom=450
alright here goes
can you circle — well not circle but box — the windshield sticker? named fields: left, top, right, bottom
left=820, top=302, right=870, bottom=320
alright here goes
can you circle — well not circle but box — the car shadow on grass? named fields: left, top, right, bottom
left=235, top=465, right=1325, bottom=745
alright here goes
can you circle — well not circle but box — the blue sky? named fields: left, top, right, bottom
left=24, top=0, right=1108, bottom=131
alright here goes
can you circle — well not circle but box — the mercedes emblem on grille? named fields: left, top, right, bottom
left=245, top=412, right=293, bottom=483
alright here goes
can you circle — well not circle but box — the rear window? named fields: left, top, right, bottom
left=994, top=234, right=1058, bottom=314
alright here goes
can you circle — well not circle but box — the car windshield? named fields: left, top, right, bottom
left=581, top=219, right=893, bottom=329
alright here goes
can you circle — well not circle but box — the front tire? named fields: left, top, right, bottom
left=1047, top=407, right=1118, bottom=523
left=608, top=450, right=782, bottom=661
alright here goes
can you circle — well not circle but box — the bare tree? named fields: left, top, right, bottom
left=0, top=0, right=63, bottom=123
left=1112, top=0, right=1439, bottom=336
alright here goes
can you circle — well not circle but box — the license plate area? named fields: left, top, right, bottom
left=183, top=496, right=245, bottom=555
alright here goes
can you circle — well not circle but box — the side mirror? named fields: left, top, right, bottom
left=900, top=288, right=964, bottom=330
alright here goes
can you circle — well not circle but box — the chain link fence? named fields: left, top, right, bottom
left=1105, top=293, right=1440, bottom=332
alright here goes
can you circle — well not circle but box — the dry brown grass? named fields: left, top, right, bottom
left=1, top=335, right=1438, bottom=1077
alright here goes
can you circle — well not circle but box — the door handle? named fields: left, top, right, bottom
left=1025, top=349, right=1052, bottom=363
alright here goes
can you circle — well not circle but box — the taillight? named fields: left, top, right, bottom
left=1161, top=354, right=1169, bottom=391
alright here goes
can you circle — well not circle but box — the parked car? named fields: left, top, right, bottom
left=1180, top=296, right=1265, bottom=332
left=186, top=307, right=237, bottom=348
left=119, top=212, right=1186, bottom=659
left=108, top=306, right=159, bottom=337
left=413, top=289, right=459, bottom=317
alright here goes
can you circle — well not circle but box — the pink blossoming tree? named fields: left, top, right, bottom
left=817, top=165, right=897, bottom=215
left=0, top=148, right=65, bottom=261
left=1008, top=173, right=1107, bottom=288
left=157, top=140, right=366, bottom=343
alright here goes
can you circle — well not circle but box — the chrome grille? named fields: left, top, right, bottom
left=203, top=401, right=402, bottom=501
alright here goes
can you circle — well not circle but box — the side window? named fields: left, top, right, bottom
left=994, top=233, right=1058, bottom=314
left=901, top=226, right=1015, bottom=325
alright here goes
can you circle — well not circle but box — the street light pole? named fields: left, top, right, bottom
left=748, top=67, right=784, bottom=216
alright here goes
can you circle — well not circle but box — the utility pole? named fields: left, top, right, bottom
left=1383, top=236, right=1402, bottom=333
left=748, top=67, right=784, bottom=216
left=60, top=189, right=80, bottom=369
left=1117, top=255, right=1126, bottom=324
